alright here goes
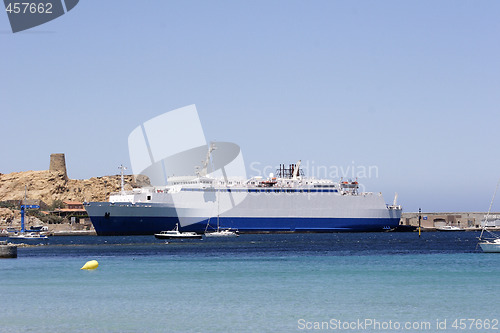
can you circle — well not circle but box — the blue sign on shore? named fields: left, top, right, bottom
left=21, top=205, right=40, bottom=209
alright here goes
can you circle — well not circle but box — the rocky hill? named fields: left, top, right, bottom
left=0, top=170, right=149, bottom=207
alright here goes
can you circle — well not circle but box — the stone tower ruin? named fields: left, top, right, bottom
left=49, top=153, right=68, bottom=179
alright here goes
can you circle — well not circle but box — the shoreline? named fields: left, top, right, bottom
left=2, top=227, right=500, bottom=237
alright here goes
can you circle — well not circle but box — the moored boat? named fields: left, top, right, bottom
left=154, top=223, right=203, bottom=240
left=205, top=228, right=239, bottom=237
left=8, top=232, right=49, bottom=244
left=479, top=238, right=500, bottom=253
left=478, top=178, right=500, bottom=253
left=436, top=225, right=463, bottom=231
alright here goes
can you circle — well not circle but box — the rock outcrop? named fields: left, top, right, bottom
left=0, top=170, right=149, bottom=206
left=0, top=207, right=15, bottom=218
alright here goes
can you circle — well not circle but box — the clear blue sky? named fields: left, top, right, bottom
left=1, top=1, right=499, bottom=212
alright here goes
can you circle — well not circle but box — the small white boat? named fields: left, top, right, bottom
left=204, top=214, right=239, bottom=237
left=154, top=223, right=203, bottom=240
left=8, top=232, right=49, bottom=243
left=479, top=238, right=500, bottom=253
left=436, top=225, right=463, bottom=231
left=9, top=232, right=48, bottom=239
left=205, top=228, right=239, bottom=237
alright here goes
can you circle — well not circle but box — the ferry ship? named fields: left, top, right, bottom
left=84, top=160, right=402, bottom=235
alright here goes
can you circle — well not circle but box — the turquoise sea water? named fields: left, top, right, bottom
left=1, top=232, right=499, bottom=332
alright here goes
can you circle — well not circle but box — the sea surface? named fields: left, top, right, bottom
left=1, top=232, right=499, bottom=332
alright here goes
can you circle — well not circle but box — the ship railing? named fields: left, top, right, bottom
left=110, top=191, right=133, bottom=196
left=109, top=189, right=146, bottom=196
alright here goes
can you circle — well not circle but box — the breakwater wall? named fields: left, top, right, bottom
left=0, top=240, right=17, bottom=258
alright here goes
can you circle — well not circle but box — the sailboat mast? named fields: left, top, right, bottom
left=479, top=177, right=500, bottom=240
left=217, top=188, right=220, bottom=231
left=21, top=185, right=27, bottom=233
left=119, top=165, right=127, bottom=195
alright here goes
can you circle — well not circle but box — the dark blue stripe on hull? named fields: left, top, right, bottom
left=89, top=216, right=400, bottom=235
left=222, top=217, right=399, bottom=232
left=90, top=216, right=179, bottom=236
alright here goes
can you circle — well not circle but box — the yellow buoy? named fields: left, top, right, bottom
left=81, top=260, right=99, bottom=270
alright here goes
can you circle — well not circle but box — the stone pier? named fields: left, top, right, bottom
left=0, top=240, right=17, bottom=258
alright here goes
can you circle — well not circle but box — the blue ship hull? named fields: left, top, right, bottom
left=89, top=215, right=400, bottom=236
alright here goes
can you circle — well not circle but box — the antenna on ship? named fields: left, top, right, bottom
left=119, top=165, right=127, bottom=194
